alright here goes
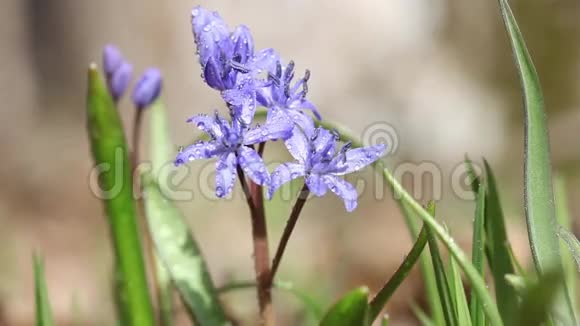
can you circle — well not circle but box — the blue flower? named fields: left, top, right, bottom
left=132, top=68, right=162, bottom=109
left=175, top=110, right=293, bottom=198
left=102, top=45, right=132, bottom=101
left=268, top=127, right=386, bottom=212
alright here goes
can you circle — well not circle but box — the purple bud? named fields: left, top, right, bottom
left=231, top=25, right=254, bottom=64
left=203, top=57, right=225, bottom=90
left=102, top=45, right=124, bottom=76
left=132, top=68, right=162, bottom=109
left=109, top=62, right=133, bottom=101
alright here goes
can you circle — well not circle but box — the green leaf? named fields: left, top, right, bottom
left=558, top=228, right=580, bottom=272
left=424, top=203, right=458, bottom=326
left=141, top=174, right=228, bottom=326
left=218, top=280, right=324, bottom=320
left=411, top=303, right=436, bottom=326
left=504, top=274, right=528, bottom=294
left=470, top=180, right=486, bottom=326
left=554, top=176, right=578, bottom=317
left=34, top=254, right=54, bottom=326
left=448, top=257, right=472, bottom=326
left=148, top=100, right=176, bottom=326
left=483, top=160, right=518, bottom=324
left=497, top=1, right=576, bottom=324
left=320, top=287, right=370, bottom=326
left=369, top=224, right=429, bottom=321
left=86, top=64, right=155, bottom=326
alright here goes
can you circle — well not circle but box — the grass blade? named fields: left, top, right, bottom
left=470, top=180, right=486, bottom=326
left=483, top=160, right=518, bottom=323
left=34, top=254, right=54, bottom=326
left=424, top=203, right=458, bottom=326
left=411, top=303, right=436, bottom=326
left=497, top=1, right=576, bottom=323
left=141, top=174, right=228, bottom=326
left=320, top=287, right=370, bottom=326
left=369, top=224, right=429, bottom=321
left=515, top=270, right=563, bottom=326
left=558, top=228, right=580, bottom=272
left=86, top=64, right=155, bottom=326
left=554, top=176, right=578, bottom=317
left=448, top=256, right=472, bottom=326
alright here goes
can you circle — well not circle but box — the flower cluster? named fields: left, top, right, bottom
left=102, top=45, right=163, bottom=109
left=176, top=6, right=386, bottom=211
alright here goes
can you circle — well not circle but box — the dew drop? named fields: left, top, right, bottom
left=216, top=186, right=224, bottom=197
left=203, top=25, right=211, bottom=32
left=191, top=8, right=199, bottom=17
left=188, top=155, right=195, bottom=161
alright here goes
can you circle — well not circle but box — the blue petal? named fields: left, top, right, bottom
left=249, top=48, right=280, bottom=75
left=244, top=109, right=293, bottom=145
left=231, top=25, right=254, bottom=64
left=174, top=141, right=220, bottom=166
left=283, top=127, right=308, bottom=163
left=322, top=175, right=358, bottom=212
left=291, top=99, right=322, bottom=120
left=186, top=114, right=224, bottom=138
left=221, top=75, right=256, bottom=125
left=237, top=146, right=270, bottom=185
left=215, top=152, right=237, bottom=198
left=102, top=45, right=124, bottom=76
left=132, top=68, right=162, bottom=109
left=312, top=128, right=336, bottom=156
left=191, top=6, right=232, bottom=66
left=305, top=174, right=327, bottom=197
left=287, top=110, right=315, bottom=136
left=267, top=162, right=305, bottom=199
left=203, top=57, right=226, bottom=90
left=109, top=62, right=132, bottom=101
left=333, top=143, right=387, bottom=176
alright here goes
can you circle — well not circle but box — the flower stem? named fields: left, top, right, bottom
left=236, top=164, right=274, bottom=325
left=270, top=184, right=310, bottom=283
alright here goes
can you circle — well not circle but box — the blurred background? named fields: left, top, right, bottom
left=2, top=0, right=580, bottom=324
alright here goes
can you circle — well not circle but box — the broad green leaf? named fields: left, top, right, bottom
left=497, top=1, right=576, bottom=323
left=424, top=203, right=458, bottom=326
left=369, top=225, right=429, bottom=321
left=141, top=174, right=228, bottom=326
left=86, top=64, right=154, bottom=326
left=448, top=257, right=472, bottom=326
left=320, top=287, right=370, bottom=326
left=483, top=160, right=518, bottom=324
left=470, top=180, right=486, bottom=326
left=218, top=280, right=324, bottom=320
left=34, top=255, right=54, bottom=326
left=554, top=176, right=578, bottom=317
left=148, top=100, right=176, bottom=326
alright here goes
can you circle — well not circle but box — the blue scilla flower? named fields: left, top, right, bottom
left=258, top=60, right=321, bottom=131
left=132, top=68, right=162, bottom=109
left=268, top=127, right=386, bottom=211
left=102, top=45, right=132, bottom=101
left=175, top=110, right=293, bottom=198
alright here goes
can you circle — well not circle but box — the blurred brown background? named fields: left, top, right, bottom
left=1, top=0, right=580, bottom=325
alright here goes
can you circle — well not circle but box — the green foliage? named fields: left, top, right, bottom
left=141, top=174, right=228, bottom=325
left=34, top=254, right=54, bottom=326
left=498, top=0, right=576, bottom=323
left=86, top=65, right=155, bottom=326
left=468, top=168, right=486, bottom=326
left=320, top=287, right=370, bottom=326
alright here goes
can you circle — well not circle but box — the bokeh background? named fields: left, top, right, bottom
left=2, top=0, right=580, bottom=325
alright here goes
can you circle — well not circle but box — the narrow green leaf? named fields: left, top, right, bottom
left=448, top=257, right=472, bottom=326
left=470, top=181, right=486, bottom=326
left=86, top=64, right=155, bottom=326
left=554, top=176, right=578, bottom=317
left=34, top=254, right=54, bottom=326
left=424, top=203, right=458, bottom=326
left=283, top=112, right=504, bottom=326
left=504, top=274, right=528, bottom=294
left=483, top=160, right=518, bottom=324
left=464, top=156, right=480, bottom=194
left=320, top=287, right=370, bottom=326
left=218, top=280, right=324, bottom=320
left=141, top=174, right=228, bottom=326
left=558, top=228, right=580, bottom=272
left=497, top=1, right=576, bottom=323
left=411, top=303, right=437, bottom=326
left=369, top=224, right=429, bottom=321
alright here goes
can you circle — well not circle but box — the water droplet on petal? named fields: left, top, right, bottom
left=203, top=25, right=211, bottom=32
left=191, top=8, right=199, bottom=16
left=216, top=186, right=224, bottom=197
left=188, top=155, right=195, bottom=161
